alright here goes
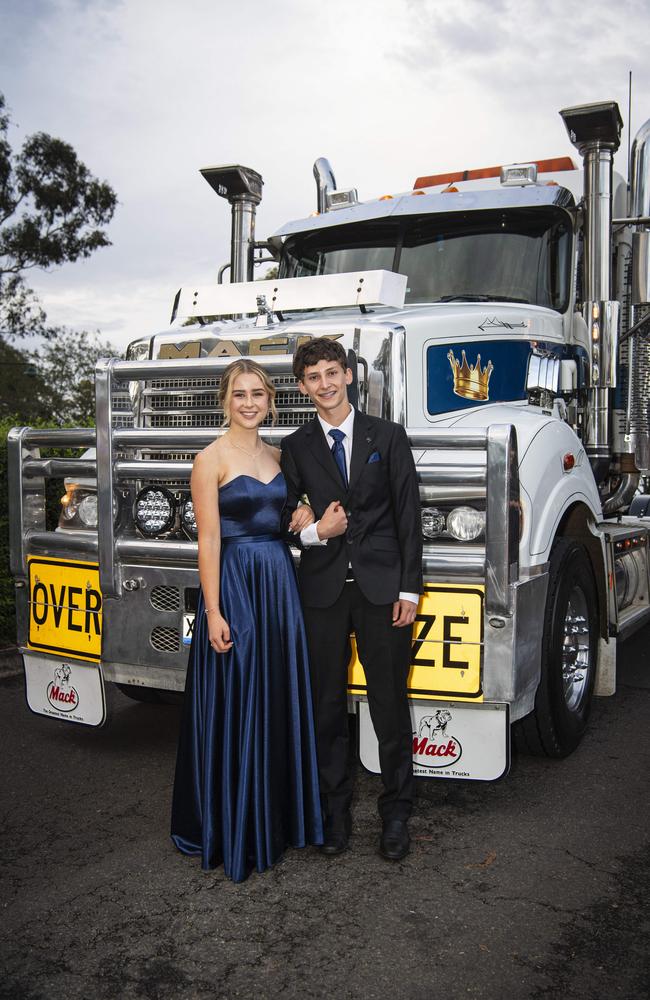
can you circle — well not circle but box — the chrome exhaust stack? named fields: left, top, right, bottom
left=560, top=101, right=623, bottom=484
left=313, top=158, right=337, bottom=214
left=200, top=165, right=263, bottom=283
left=628, top=117, right=650, bottom=477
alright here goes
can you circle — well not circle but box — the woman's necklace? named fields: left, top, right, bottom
left=224, top=434, right=262, bottom=460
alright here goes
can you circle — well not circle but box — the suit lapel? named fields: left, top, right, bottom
left=304, top=417, right=347, bottom=488
left=348, top=413, right=376, bottom=491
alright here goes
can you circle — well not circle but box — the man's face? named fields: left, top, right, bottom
left=298, top=359, right=352, bottom=420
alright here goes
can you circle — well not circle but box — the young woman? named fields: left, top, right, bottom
left=170, top=359, right=323, bottom=882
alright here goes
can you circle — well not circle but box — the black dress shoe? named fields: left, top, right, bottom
left=379, top=819, right=410, bottom=861
left=319, top=814, right=352, bottom=856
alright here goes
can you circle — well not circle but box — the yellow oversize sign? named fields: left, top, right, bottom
left=348, top=583, right=484, bottom=701
left=28, top=557, right=102, bottom=662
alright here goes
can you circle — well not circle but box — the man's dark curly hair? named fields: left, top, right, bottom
left=292, top=337, right=348, bottom=381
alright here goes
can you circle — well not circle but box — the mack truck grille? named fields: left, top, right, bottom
left=120, top=372, right=315, bottom=486
left=141, top=374, right=313, bottom=428
left=111, top=380, right=134, bottom=430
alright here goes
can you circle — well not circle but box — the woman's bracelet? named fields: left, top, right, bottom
left=204, top=607, right=219, bottom=615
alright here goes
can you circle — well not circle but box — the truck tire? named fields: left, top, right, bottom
left=514, top=538, right=598, bottom=757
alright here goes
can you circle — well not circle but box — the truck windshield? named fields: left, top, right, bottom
left=280, top=209, right=571, bottom=311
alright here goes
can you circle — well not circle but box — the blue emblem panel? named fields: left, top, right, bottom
left=427, top=339, right=545, bottom=415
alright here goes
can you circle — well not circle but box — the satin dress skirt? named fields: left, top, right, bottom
left=171, top=481, right=323, bottom=883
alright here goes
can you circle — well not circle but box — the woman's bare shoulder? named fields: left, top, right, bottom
left=192, top=438, right=224, bottom=482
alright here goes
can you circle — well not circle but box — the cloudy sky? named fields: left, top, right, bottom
left=4, top=0, right=650, bottom=351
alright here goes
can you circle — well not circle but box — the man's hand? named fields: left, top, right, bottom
left=316, top=501, right=348, bottom=539
left=392, top=599, right=418, bottom=627
left=289, top=504, right=315, bottom=533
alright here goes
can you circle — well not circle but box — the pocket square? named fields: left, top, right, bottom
left=367, top=451, right=381, bottom=464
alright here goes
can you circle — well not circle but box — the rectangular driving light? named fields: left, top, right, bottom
left=326, top=188, right=359, bottom=210
left=501, top=163, right=538, bottom=186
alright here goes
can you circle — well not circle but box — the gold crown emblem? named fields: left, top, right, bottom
left=447, top=349, right=494, bottom=401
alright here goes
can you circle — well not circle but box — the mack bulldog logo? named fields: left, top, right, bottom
left=412, top=709, right=462, bottom=768
left=47, top=664, right=79, bottom=713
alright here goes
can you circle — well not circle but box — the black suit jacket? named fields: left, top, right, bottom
left=281, top=411, right=423, bottom=608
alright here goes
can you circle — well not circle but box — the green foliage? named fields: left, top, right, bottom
left=258, top=265, right=279, bottom=280
left=0, top=92, right=117, bottom=339
left=28, top=328, right=117, bottom=424
left=0, top=336, right=51, bottom=422
left=1, top=328, right=117, bottom=426
left=0, top=417, right=16, bottom=645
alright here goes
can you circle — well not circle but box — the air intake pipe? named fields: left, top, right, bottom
left=560, top=101, right=623, bottom=483
left=200, top=164, right=263, bottom=284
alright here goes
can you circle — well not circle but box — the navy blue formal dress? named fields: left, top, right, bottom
left=171, top=473, right=323, bottom=882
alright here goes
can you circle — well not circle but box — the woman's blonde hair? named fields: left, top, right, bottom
left=218, top=359, right=277, bottom=426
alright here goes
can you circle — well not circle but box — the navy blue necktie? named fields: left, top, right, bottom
left=329, top=429, right=348, bottom=489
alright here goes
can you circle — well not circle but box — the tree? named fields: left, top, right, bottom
left=0, top=93, right=117, bottom=340
left=28, top=328, right=118, bottom=425
left=0, top=335, right=50, bottom=423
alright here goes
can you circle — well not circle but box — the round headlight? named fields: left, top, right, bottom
left=181, top=498, right=198, bottom=539
left=61, top=485, right=81, bottom=520
left=447, top=506, right=486, bottom=542
left=134, top=487, right=176, bottom=537
left=421, top=507, right=446, bottom=539
left=77, top=493, right=99, bottom=527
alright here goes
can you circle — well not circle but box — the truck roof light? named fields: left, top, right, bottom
left=379, top=194, right=394, bottom=201
left=501, top=163, right=538, bottom=186
left=326, top=188, right=359, bottom=211
left=411, top=190, right=426, bottom=196
left=413, top=156, right=577, bottom=189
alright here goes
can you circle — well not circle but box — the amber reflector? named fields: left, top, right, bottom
left=414, top=156, right=576, bottom=190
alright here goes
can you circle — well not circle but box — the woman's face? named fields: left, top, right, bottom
left=227, top=372, right=270, bottom=429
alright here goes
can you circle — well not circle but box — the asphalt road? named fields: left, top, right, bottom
left=1, top=629, right=649, bottom=1000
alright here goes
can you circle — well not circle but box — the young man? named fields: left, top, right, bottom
left=281, top=338, right=423, bottom=861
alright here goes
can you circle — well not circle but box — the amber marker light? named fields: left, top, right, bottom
left=379, top=194, right=394, bottom=201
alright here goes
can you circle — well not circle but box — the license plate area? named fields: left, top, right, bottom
left=182, top=614, right=195, bottom=646
left=28, top=556, right=102, bottom=662
left=348, top=583, right=484, bottom=701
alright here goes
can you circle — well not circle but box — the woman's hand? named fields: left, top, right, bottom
left=207, top=611, right=233, bottom=652
left=289, top=504, right=315, bottom=533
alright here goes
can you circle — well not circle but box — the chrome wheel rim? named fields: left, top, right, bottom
left=561, top=585, right=591, bottom=711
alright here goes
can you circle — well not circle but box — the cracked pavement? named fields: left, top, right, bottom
left=1, top=628, right=649, bottom=1000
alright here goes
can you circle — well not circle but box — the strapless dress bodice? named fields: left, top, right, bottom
left=218, top=473, right=286, bottom=539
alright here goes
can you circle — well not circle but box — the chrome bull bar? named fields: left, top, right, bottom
left=9, top=357, right=519, bottom=618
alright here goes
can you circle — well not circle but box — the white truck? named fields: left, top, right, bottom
left=9, top=99, right=650, bottom=781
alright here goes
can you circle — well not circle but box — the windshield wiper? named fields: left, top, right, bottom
left=437, top=293, right=529, bottom=304
left=438, top=294, right=491, bottom=302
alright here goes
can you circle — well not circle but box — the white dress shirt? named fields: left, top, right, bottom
left=299, top=406, right=419, bottom=605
